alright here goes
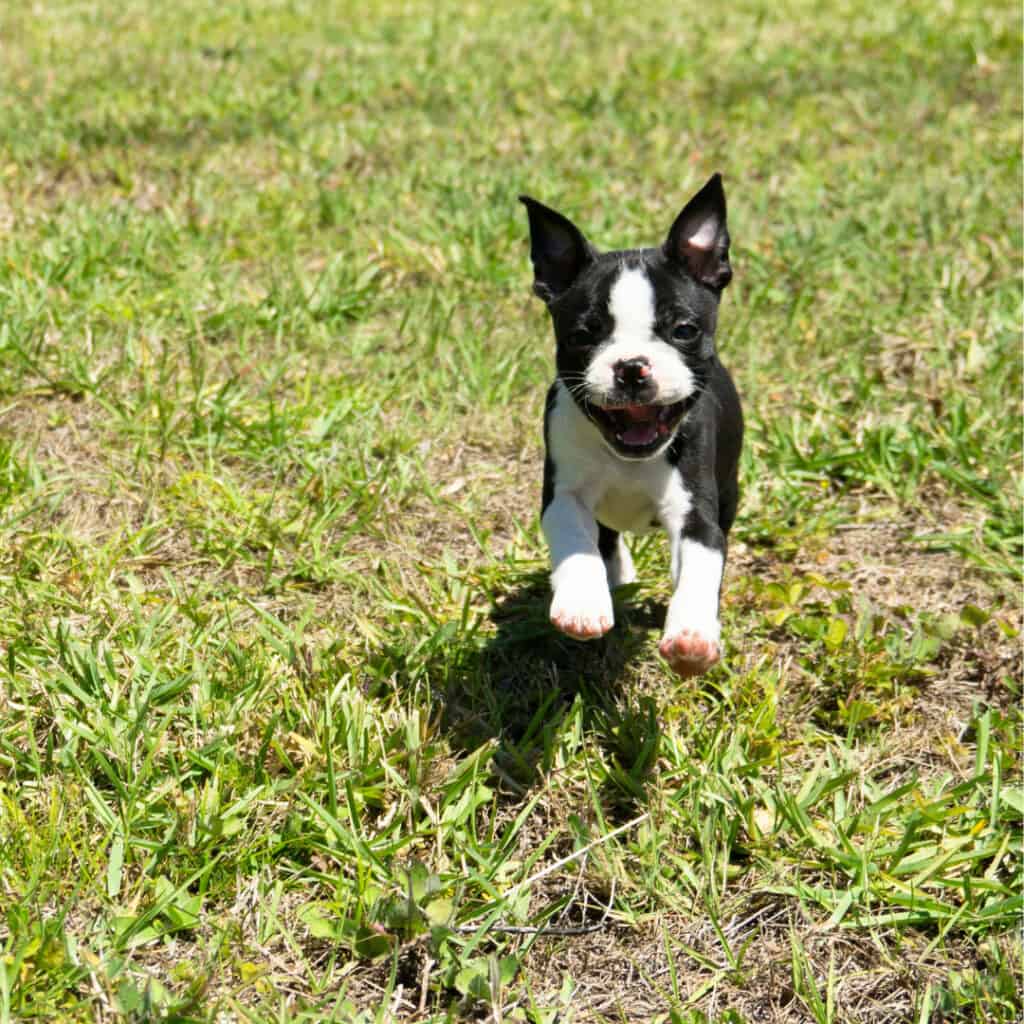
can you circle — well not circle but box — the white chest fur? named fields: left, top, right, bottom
left=547, top=383, right=691, bottom=536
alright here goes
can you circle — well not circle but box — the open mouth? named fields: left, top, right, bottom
left=591, top=401, right=687, bottom=454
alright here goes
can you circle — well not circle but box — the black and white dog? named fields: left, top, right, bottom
left=520, top=174, right=743, bottom=678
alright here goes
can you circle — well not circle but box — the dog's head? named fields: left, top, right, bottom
left=521, top=174, right=732, bottom=460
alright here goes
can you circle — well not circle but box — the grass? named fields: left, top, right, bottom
left=0, top=0, right=1020, bottom=1020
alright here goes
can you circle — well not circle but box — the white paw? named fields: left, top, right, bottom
left=605, top=540, right=637, bottom=589
left=550, top=583, right=614, bottom=640
left=659, top=623, right=721, bottom=678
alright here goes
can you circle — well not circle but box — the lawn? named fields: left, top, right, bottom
left=0, top=1, right=1020, bottom=1021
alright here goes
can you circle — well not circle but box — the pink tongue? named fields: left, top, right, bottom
left=621, top=422, right=659, bottom=446
left=617, top=405, right=660, bottom=446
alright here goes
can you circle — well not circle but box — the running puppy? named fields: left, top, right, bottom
left=520, top=175, right=743, bottom=677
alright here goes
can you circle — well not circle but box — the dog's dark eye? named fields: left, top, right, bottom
left=672, top=322, right=700, bottom=343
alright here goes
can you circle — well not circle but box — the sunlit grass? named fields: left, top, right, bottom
left=0, top=1, right=1020, bottom=1021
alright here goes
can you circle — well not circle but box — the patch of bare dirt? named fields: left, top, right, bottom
left=730, top=506, right=1021, bottom=737
left=518, top=898, right=983, bottom=1022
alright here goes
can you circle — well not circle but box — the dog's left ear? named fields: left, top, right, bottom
left=519, top=195, right=596, bottom=304
left=664, top=173, right=732, bottom=291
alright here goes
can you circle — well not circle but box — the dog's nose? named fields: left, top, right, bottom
left=613, top=356, right=652, bottom=388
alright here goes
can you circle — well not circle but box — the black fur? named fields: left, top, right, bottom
left=525, top=175, right=742, bottom=568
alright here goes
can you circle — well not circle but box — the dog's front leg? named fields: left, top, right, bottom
left=659, top=515, right=725, bottom=677
left=542, top=493, right=614, bottom=640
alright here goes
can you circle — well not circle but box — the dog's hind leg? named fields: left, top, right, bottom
left=717, top=480, right=738, bottom=537
left=598, top=523, right=636, bottom=588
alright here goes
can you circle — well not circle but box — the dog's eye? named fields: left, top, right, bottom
left=671, top=322, right=700, bottom=343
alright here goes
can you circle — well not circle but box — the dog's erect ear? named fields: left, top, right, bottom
left=519, top=195, right=596, bottom=303
left=664, top=173, right=732, bottom=291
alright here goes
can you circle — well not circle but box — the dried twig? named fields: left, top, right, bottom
left=454, top=811, right=648, bottom=936
left=455, top=876, right=617, bottom=936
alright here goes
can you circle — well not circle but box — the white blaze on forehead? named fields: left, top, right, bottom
left=607, top=267, right=656, bottom=343
left=584, top=265, right=694, bottom=406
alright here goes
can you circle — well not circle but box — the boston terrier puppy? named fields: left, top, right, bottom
left=520, top=174, right=743, bottom=678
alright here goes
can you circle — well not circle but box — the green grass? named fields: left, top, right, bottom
left=0, top=1, right=1020, bottom=1021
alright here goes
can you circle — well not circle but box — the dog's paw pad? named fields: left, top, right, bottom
left=659, top=629, right=720, bottom=678
left=550, top=592, right=614, bottom=641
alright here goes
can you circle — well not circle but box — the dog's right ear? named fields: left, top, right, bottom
left=664, top=173, right=732, bottom=291
left=519, top=196, right=595, bottom=303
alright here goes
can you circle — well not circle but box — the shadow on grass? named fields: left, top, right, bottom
left=394, top=570, right=670, bottom=818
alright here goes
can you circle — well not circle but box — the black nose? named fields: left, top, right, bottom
left=613, top=356, right=652, bottom=388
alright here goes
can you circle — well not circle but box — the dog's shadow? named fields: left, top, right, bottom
left=420, top=570, right=670, bottom=811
